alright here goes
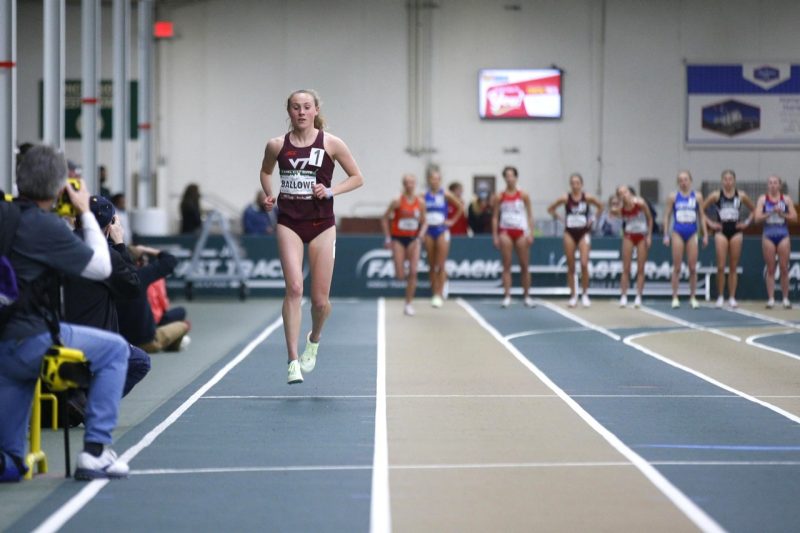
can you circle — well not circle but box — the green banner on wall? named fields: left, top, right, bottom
left=138, top=235, right=800, bottom=301
left=38, top=80, right=139, bottom=140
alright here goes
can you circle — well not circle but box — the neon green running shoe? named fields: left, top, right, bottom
left=299, top=333, right=319, bottom=373
left=287, top=360, right=303, bottom=385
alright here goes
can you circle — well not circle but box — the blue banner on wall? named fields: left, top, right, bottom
left=686, top=63, right=800, bottom=147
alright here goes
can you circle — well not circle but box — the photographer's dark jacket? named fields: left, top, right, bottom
left=63, top=233, right=140, bottom=332
left=116, top=251, right=178, bottom=345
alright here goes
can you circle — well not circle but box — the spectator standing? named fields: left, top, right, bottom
left=180, top=183, right=202, bottom=234
left=98, top=165, right=111, bottom=199
left=594, top=194, right=623, bottom=237
left=468, top=183, right=493, bottom=234
left=447, top=182, right=469, bottom=236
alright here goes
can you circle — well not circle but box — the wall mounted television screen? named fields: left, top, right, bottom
left=479, top=68, right=562, bottom=119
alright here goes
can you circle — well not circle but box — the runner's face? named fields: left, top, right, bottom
left=721, top=172, right=735, bottom=191
left=617, top=186, right=630, bottom=202
left=569, top=175, right=582, bottom=194
left=288, top=93, right=317, bottom=129
left=402, top=176, right=416, bottom=194
left=767, top=176, right=781, bottom=195
left=503, top=170, right=517, bottom=188
left=677, top=172, right=692, bottom=191
left=427, top=172, right=441, bottom=190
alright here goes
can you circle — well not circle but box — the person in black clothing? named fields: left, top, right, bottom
left=63, top=196, right=151, bottom=398
left=468, top=186, right=494, bottom=234
left=180, top=183, right=202, bottom=234
left=116, top=248, right=190, bottom=353
left=98, top=165, right=111, bottom=199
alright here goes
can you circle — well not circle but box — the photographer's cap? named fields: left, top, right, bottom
left=89, top=195, right=115, bottom=228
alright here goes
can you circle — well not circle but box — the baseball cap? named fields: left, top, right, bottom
left=89, top=195, right=115, bottom=228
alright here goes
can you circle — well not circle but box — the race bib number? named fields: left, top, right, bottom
left=280, top=171, right=315, bottom=198
left=719, top=207, right=738, bottom=222
left=427, top=211, right=445, bottom=226
left=500, top=211, right=526, bottom=230
left=766, top=212, right=783, bottom=225
left=308, top=148, right=325, bottom=168
left=397, top=218, right=419, bottom=232
left=626, top=218, right=647, bottom=234
left=675, top=209, right=696, bottom=224
left=566, top=214, right=587, bottom=228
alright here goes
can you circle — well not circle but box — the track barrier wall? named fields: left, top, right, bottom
left=139, top=235, right=800, bottom=301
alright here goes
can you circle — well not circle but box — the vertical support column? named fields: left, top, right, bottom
left=112, top=0, right=129, bottom=198
left=405, top=0, right=435, bottom=159
left=0, top=0, right=16, bottom=192
left=81, top=0, right=100, bottom=193
left=137, top=0, right=153, bottom=208
left=593, top=0, right=607, bottom=197
left=43, top=0, right=65, bottom=151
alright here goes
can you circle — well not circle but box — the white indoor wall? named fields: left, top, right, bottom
left=602, top=0, right=800, bottom=202
left=429, top=0, right=601, bottom=207
left=17, top=1, right=140, bottom=196
left=159, top=0, right=416, bottom=220
left=14, top=0, right=800, bottom=228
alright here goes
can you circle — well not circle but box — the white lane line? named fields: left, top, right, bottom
left=639, top=305, right=741, bottom=342
left=202, top=393, right=796, bottom=400
left=391, top=394, right=742, bottom=399
left=457, top=299, right=725, bottom=533
left=371, top=297, right=391, bottom=533
left=132, top=465, right=373, bottom=475
left=535, top=300, right=622, bottom=341
left=726, top=306, right=800, bottom=330
left=505, top=326, right=586, bottom=341
left=745, top=332, right=800, bottom=362
left=201, top=395, right=375, bottom=400
left=32, top=315, right=285, bottom=533
left=127, top=460, right=800, bottom=476
left=624, top=331, right=800, bottom=426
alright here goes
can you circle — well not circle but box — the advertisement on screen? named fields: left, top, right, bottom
left=479, top=68, right=562, bottom=119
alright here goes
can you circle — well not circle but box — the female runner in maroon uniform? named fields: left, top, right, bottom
left=260, top=90, right=364, bottom=384
left=547, top=173, right=604, bottom=307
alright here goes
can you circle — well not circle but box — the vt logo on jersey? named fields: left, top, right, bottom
left=289, top=148, right=325, bottom=170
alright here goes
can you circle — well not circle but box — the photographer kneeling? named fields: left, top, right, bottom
left=0, top=145, right=129, bottom=481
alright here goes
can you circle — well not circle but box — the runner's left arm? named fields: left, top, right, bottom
left=586, top=194, right=604, bottom=228
left=523, top=191, right=535, bottom=245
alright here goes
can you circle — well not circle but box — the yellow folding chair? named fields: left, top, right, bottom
left=25, top=346, right=90, bottom=479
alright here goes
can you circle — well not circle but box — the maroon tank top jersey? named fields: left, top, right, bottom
left=276, top=130, right=336, bottom=225
left=565, top=192, right=590, bottom=242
